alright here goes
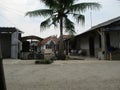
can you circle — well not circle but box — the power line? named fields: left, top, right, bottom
left=0, top=10, right=41, bottom=36
left=0, top=4, right=30, bottom=23
left=0, top=13, right=23, bottom=30
left=0, top=3, right=42, bottom=22
left=0, top=4, right=25, bottom=16
left=0, top=7, right=24, bottom=17
left=0, top=1, right=28, bottom=17
left=90, top=11, right=92, bottom=27
left=0, top=1, right=43, bottom=36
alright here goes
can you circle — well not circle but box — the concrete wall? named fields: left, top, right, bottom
left=11, top=31, right=19, bottom=59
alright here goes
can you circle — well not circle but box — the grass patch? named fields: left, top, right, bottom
left=35, top=59, right=53, bottom=64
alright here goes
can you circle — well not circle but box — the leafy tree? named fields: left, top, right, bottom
left=26, top=0, right=101, bottom=59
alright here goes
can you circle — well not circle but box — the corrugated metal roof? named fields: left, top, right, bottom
left=75, top=16, right=120, bottom=37
left=90, top=16, right=120, bottom=30
left=0, top=27, right=23, bottom=33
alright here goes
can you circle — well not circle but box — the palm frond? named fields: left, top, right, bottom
left=40, top=18, right=51, bottom=31
left=73, top=14, right=85, bottom=25
left=51, top=15, right=59, bottom=28
left=26, top=9, right=53, bottom=17
left=69, top=3, right=101, bottom=13
left=64, top=17, right=75, bottom=35
left=40, top=15, right=59, bottom=30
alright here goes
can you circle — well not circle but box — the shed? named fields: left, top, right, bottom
left=0, top=27, right=22, bottom=59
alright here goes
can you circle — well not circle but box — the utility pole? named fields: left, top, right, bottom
left=90, top=10, right=92, bottom=27
left=0, top=38, right=7, bottom=90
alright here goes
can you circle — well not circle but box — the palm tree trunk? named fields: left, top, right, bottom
left=0, top=39, right=7, bottom=90
left=58, top=17, right=65, bottom=60
left=59, top=17, right=64, bottom=54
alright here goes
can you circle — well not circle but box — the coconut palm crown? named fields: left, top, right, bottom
left=26, top=0, right=101, bottom=59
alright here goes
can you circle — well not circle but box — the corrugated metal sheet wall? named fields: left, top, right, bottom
left=0, top=34, right=11, bottom=58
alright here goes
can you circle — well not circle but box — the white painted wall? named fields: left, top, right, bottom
left=11, top=31, right=19, bottom=59
left=41, top=45, right=46, bottom=50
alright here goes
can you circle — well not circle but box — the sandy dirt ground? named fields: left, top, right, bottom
left=3, top=59, right=120, bottom=90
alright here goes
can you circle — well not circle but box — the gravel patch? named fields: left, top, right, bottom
left=3, top=60, right=120, bottom=90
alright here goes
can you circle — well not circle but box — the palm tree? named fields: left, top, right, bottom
left=26, top=0, right=101, bottom=59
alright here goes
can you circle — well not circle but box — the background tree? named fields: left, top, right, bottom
left=26, top=0, right=101, bottom=59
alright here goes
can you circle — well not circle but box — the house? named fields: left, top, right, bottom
left=39, top=35, right=69, bottom=54
left=37, top=36, right=58, bottom=59
left=65, top=16, right=120, bottom=60
left=39, top=36, right=59, bottom=54
left=0, top=27, right=22, bottom=59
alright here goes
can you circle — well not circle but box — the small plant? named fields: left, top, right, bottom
left=35, top=59, right=53, bottom=64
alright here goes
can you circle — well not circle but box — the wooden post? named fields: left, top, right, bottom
left=0, top=39, right=7, bottom=90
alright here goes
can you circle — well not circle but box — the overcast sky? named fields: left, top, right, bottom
left=0, top=0, right=120, bottom=38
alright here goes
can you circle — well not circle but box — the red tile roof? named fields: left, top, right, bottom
left=40, top=36, right=59, bottom=45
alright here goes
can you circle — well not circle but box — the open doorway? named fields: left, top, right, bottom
left=89, top=36, right=95, bottom=57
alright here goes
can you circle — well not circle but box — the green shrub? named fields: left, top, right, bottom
left=35, top=59, right=53, bottom=64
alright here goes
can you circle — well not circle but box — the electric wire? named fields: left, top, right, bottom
left=0, top=1, right=42, bottom=35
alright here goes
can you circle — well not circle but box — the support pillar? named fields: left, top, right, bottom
left=98, top=28, right=107, bottom=60
left=101, top=30, right=107, bottom=59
